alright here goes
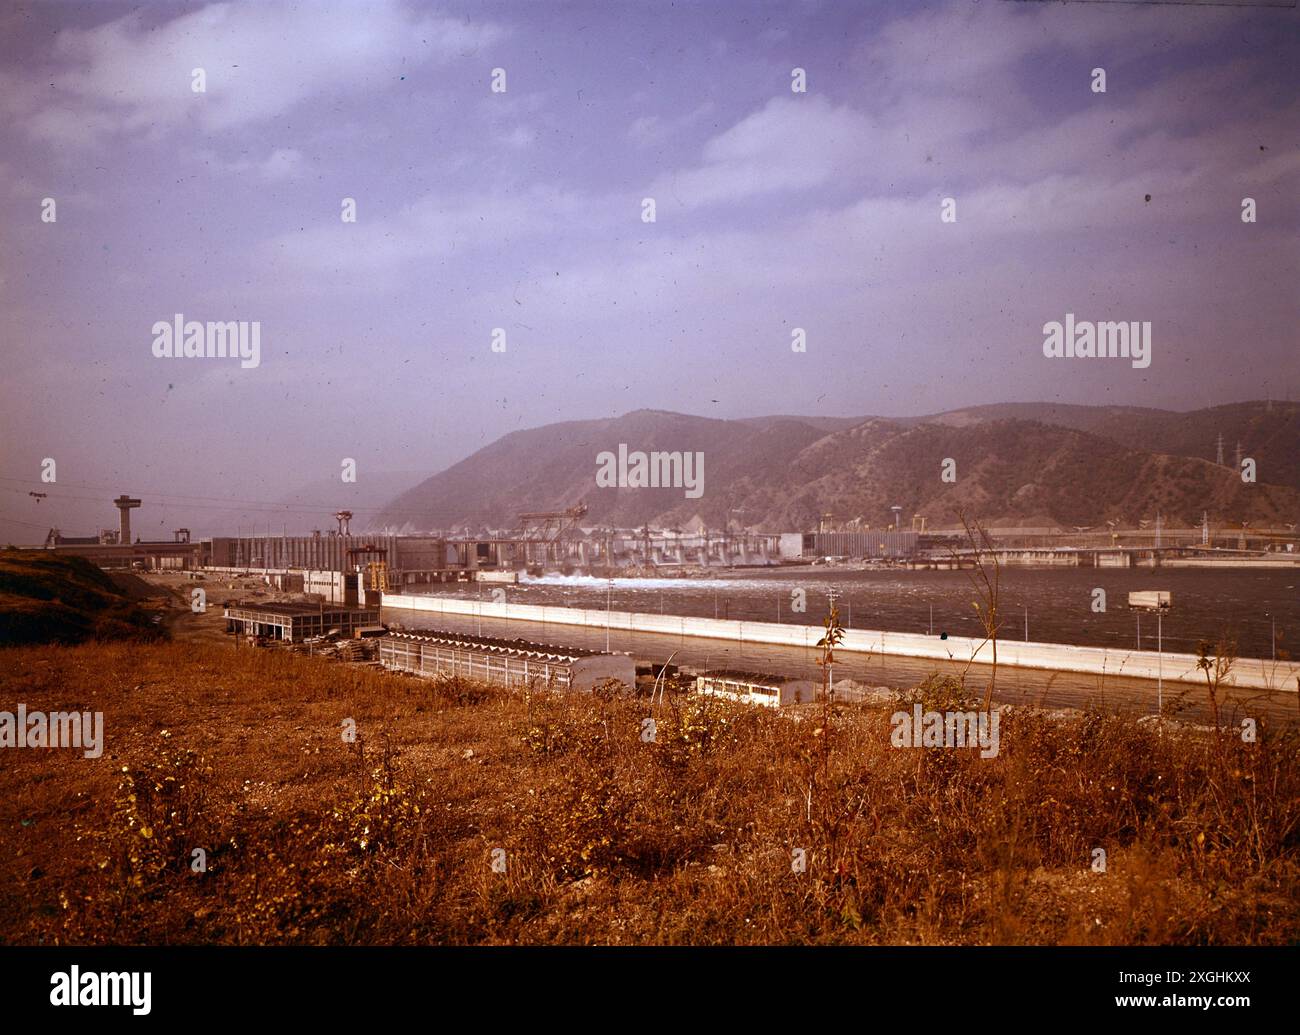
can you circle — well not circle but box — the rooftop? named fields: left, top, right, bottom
left=224, top=601, right=378, bottom=618
left=383, top=628, right=613, bottom=661
left=699, top=669, right=810, bottom=685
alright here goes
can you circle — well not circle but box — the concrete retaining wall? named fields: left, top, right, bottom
left=381, top=593, right=1299, bottom=693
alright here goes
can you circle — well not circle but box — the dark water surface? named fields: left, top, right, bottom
left=433, top=567, right=1297, bottom=659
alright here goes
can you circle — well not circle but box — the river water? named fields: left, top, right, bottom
left=442, top=567, right=1295, bottom=658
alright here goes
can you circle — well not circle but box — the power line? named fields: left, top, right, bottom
left=0, top=476, right=403, bottom=513
left=0, top=515, right=59, bottom=531
left=0, top=478, right=439, bottom=521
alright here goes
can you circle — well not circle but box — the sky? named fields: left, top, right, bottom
left=1, top=0, right=1297, bottom=541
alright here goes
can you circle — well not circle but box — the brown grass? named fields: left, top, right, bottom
left=1, top=640, right=1296, bottom=945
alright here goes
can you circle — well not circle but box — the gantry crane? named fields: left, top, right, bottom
left=514, top=502, right=588, bottom=564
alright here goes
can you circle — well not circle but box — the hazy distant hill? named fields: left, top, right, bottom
left=372, top=403, right=1300, bottom=532
left=920, top=401, right=1300, bottom=493
left=373, top=411, right=829, bottom=532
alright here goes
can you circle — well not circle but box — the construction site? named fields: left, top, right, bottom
left=39, top=496, right=812, bottom=601
left=36, top=492, right=1300, bottom=599
left=222, top=601, right=383, bottom=644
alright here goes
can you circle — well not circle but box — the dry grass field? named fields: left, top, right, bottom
left=2, top=634, right=1296, bottom=945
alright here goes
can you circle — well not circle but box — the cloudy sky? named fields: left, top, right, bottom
left=1, top=0, right=1296, bottom=540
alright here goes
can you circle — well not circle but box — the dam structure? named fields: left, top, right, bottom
left=381, top=593, right=1300, bottom=694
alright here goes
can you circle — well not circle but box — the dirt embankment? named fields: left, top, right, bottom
left=0, top=551, right=167, bottom=646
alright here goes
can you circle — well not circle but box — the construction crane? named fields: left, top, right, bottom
left=346, top=545, right=389, bottom=591
left=515, top=502, right=588, bottom=541
left=514, top=502, right=589, bottom=566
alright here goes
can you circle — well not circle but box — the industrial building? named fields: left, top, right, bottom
left=223, top=602, right=382, bottom=643
left=207, top=532, right=460, bottom=581
left=378, top=629, right=635, bottom=693
left=802, top=530, right=919, bottom=559
left=40, top=494, right=798, bottom=590
left=43, top=530, right=203, bottom=570
left=34, top=492, right=928, bottom=611
left=695, top=670, right=819, bottom=708
left=43, top=496, right=203, bottom=569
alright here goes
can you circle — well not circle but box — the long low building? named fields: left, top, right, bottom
left=804, top=530, right=918, bottom=559
left=696, top=669, right=819, bottom=708
left=223, top=602, right=381, bottom=642
left=378, top=629, right=635, bottom=693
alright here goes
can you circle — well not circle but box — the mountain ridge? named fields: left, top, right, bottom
left=371, top=402, right=1300, bottom=532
